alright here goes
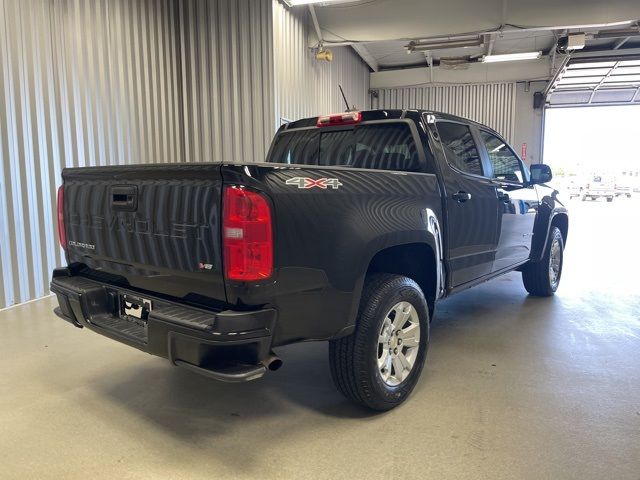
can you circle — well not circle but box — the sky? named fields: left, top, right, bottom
left=543, top=105, right=640, bottom=178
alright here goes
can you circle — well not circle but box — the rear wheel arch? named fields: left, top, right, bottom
left=365, top=242, right=439, bottom=317
left=333, top=235, right=442, bottom=340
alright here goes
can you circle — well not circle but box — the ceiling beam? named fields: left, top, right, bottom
left=308, top=5, right=323, bottom=44
left=350, top=43, right=379, bottom=72
left=486, top=33, right=496, bottom=57
left=308, top=5, right=378, bottom=72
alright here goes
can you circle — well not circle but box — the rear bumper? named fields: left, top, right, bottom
left=50, top=268, right=277, bottom=382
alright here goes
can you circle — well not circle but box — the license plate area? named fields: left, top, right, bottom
left=120, top=294, right=152, bottom=321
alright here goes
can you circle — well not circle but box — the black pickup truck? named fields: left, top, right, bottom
left=51, top=109, right=568, bottom=410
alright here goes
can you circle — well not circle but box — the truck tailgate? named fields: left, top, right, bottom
left=62, top=164, right=226, bottom=304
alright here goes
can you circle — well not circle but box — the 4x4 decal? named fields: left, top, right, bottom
left=285, top=177, right=343, bottom=189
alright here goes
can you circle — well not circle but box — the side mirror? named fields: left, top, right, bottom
left=529, top=164, right=553, bottom=185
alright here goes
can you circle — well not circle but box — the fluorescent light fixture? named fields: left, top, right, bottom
left=482, top=51, right=542, bottom=63
left=407, top=37, right=482, bottom=52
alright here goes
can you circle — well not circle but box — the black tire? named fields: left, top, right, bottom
left=607, top=197, right=613, bottom=203
left=329, top=274, right=430, bottom=411
left=522, top=226, right=564, bottom=297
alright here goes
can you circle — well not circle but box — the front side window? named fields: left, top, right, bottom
left=436, top=122, right=483, bottom=176
left=267, top=123, right=422, bottom=172
left=479, top=130, right=524, bottom=183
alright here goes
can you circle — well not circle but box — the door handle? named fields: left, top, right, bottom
left=452, top=191, right=472, bottom=203
left=111, top=185, right=138, bottom=211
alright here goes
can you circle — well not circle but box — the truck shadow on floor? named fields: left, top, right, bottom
left=87, top=275, right=558, bottom=469
left=88, top=342, right=375, bottom=471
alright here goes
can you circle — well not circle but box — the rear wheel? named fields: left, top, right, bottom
left=522, top=226, right=564, bottom=297
left=607, top=197, right=614, bottom=202
left=329, top=274, right=429, bottom=411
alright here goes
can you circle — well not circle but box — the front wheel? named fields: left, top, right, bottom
left=522, top=226, right=564, bottom=296
left=329, top=274, right=430, bottom=411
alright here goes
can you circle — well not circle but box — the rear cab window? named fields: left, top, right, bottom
left=267, top=122, right=425, bottom=173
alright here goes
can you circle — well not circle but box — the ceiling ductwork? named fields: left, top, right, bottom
left=439, top=57, right=472, bottom=70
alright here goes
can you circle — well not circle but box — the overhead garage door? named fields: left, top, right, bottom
left=547, top=55, right=640, bottom=107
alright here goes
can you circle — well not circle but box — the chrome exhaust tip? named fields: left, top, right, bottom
left=262, top=352, right=283, bottom=371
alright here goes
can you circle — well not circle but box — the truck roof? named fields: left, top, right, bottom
left=282, top=109, right=487, bottom=131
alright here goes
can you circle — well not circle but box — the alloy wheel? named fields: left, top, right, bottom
left=377, top=301, right=421, bottom=387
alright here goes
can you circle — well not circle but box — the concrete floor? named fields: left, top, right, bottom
left=1, top=198, right=639, bottom=480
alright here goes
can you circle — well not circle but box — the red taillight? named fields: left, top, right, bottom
left=222, top=186, right=273, bottom=281
left=57, top=185, right=67, bottom=250
left=317, top=111, right=362, bottom=127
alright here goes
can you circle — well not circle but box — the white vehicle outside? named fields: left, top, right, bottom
left=582, top=175, right=615, bottom=202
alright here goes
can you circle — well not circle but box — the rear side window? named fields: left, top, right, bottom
left=268, top=124, right=422, bottom=172
left=436, top=122, right=483, bottom=176
left=479, top=130, right=524, bottom=183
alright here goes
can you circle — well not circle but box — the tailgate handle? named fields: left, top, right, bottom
left=111, top=185, right=138, bottom=211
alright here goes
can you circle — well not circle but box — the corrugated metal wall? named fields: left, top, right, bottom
left=372, top=83, right=517, bottom=142
left=1, top=0, right=187, bottom=308
left=178, top=0, right=274, bottom=163
left=0, top=0, right=371, bottom=309
left=0, top=0, right=273, bottom=308
left=273, top=1, right=369, bottom=124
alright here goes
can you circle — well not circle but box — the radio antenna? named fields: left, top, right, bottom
left=339, top=84, right=351, bottom=111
